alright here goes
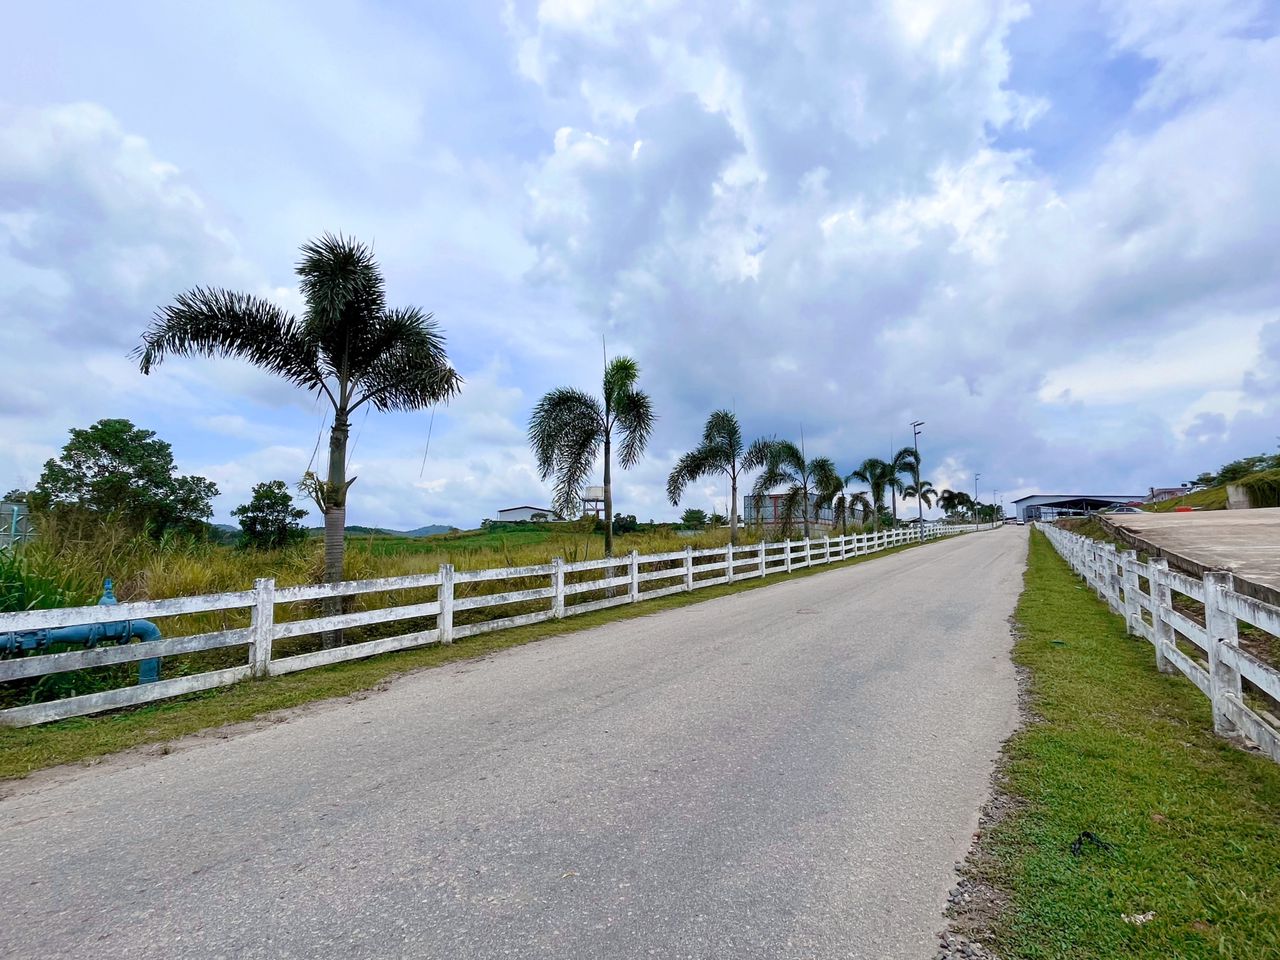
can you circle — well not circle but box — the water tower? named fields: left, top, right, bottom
left=581, top=485, right=606, bottom=519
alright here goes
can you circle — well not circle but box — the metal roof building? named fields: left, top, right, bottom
left=1011, top=493, right=1143, bottom=521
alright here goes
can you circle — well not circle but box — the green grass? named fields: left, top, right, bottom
left=982, top=530, right=1280, bottom=959
left=1144, top=487, right=1228, bottom=512
left=0, top=538, right=925, bottom=781
left=353, top=526, right=564, bottom=556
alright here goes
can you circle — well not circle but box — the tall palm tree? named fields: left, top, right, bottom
left=529, top=355, right=655, bottom=557
left=888, top=446, right=919, bottom=525
left=136, top=234, right=461, bottom=608
left=750, top=439, right=840, bottom=540
left=849, top=457, right=897, bottom=531
left=816, top=472, right=874, bottom=537
left=666, top=410, right=767, bottom=545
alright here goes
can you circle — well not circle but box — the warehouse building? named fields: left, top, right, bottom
left=1011, top=493, right=1143, bottom=521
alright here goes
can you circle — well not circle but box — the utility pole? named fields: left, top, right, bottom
left=911, top=420, right=925, bottom=530
left=974, top=472, right=981, bottom=527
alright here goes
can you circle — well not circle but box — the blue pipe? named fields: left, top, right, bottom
left=0, top=579, right=164, bottom=683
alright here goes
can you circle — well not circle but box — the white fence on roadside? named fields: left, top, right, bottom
left=0, top=523, right=985, bottom=728
left=1040, top=522, right=1280, bottom=763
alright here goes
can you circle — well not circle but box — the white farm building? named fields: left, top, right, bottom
left=496, top=505, right=564, bottom=522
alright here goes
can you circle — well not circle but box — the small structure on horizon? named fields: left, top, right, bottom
left=1147, top=485, right=1188, bottom=503
left=496, top=505, right=565, bottom=523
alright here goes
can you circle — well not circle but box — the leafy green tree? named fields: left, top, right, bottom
left=529, top=355, right=655, bottom=557
left=666, top=409, right=768, bottom=545
left=136, top=234, right=460, bottom=598
left=2, top=490, right=27, bottom=504
left=708, top=511, right=728, bottom=526
left=680, top=507, right=709, bottom=528
left=32, top=419, right=218, bottom=535
left=750, top=439, right=840, bottom=540
left=232, top=481, right=309, bottom=550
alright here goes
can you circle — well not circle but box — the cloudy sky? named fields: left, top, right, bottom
left=2, top=0, right=1278, bottom=529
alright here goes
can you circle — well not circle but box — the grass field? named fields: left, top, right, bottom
left=972, top=530, right=1280, bottom=959
left=1143, top=486, right=1227, bottom=512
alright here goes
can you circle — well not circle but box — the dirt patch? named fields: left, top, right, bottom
left=932, top=621, right=1038, bottom=960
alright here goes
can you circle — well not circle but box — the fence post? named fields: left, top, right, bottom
left=804, top=537, right=811, bottom=567
left=785, top=538, right=793, bottom=573
left=439, top=563, right=454, bottom=644
left=823, top=535, right=830, bottom=563
left=759, top=541, right=767, bottom=577
left=1149, top=558, right=1176, bottom=674
left=684, top=545, right=694, bottom=591
left=1121, top=550, right=1141, bottom=636
left=249, top=577, right=275, bottom=677
left=628, top=550, right=640, bottom=602
left=1105, top=547, right=1123, bottom=615
left=1204, top=570, right=1241, bottom=736
left=551, top=557, right=565, bottom=619
left=725, top=542, right=734, bottom=583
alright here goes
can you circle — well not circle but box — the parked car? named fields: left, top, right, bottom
left=1099, top=505, right=1143, bottom=514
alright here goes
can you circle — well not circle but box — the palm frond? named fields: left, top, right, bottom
left=667, top=447, right=717, bottom=506
left=743, top=436, right=775, bottom=472
left=603, top=356, right=641, bottom=414
left=134, top=287, right=318, bottom=389
left=296, top=234, right=386, bottom=359
left=527, top=389, right=608, bottom=516
left=614, top=388, right=655, bottom=469
left=350, top=308, right=462, bottom=412
left=703, top=409, right=742, bottom=457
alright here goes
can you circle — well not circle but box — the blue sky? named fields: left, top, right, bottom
left=2, top=0, right=1278, bottom=528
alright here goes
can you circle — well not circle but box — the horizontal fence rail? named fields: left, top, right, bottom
left=1039, top=522, right=1280, bottom=763
left=0, top=523, right=984, bottom=727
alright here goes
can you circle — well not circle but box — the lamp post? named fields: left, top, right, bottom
left=993, top=489, right=999, bottom=529
left=911, top=420, right=925, bottom=535
left=974, top=472, right=981, bottom=528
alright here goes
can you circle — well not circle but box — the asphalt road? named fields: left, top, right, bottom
left=2, top=527, right=1026, bottom=960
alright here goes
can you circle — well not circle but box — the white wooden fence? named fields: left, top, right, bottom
left=0, top=523, right=981, bottom=728
left=1041, top=523, right=1280, bottom=762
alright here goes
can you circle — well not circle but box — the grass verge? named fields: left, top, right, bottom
left=0, top=538, right=929, bottom=782
left=973, top=530, right=1280, bottom=959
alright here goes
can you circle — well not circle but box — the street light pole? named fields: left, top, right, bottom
left=911, top=420, right=925, bottom=536
left=974, top=472, right=981, bottom=528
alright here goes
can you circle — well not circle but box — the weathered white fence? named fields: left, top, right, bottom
left=0, top=523, right=981, bottom=727
left=1041, top=523, right=1280, bottom=762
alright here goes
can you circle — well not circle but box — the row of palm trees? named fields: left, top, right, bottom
left=529, top=353, right=953, bottom=550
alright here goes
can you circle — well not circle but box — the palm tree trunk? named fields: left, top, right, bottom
left=322, top=411, right=349, bottom=648
left=802, top=484, right=811, bottom=540
left=603, top=433, right=613, bottom=558
left=891, top=487, right=897, bottom=526
left=729, top=474, right=738, bottom=546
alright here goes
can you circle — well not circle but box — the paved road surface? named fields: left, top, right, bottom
left=1103, top=507, right=1280, bottom=601
left=2, top=528, right=1026, bottom=960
